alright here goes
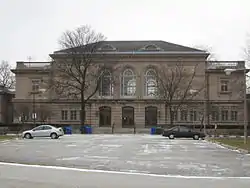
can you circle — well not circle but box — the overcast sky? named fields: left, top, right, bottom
left=1, top=0, right=250, bottom=66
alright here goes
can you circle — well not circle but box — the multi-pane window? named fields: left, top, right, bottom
left=32, top=80, right=40, bottom=91
left=121, top=69, right=136, bottom=96
left=189, top=110, right=197, bottom=121
left=180, top=110, right=187, bottom=121
left=221, top=110, right=228, bottom=121
left=220, top=80, right=229, bottom=92
left=99, top=70, right=113, bottom=96
left=211, top=111, right=219, bottom=121
left=231, top=111, right=238, bottom=121
left=173, top=110, right=178, bottom=121
left=144, top=69, right=157, bottom=96
left=61, top=110, right=68, bottom=120
left=70, top=110, right=77, bottom=120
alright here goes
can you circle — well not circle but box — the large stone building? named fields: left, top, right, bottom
left=0, top=85, right=14, bottom=125
left=12, top=41, right=247, bottom=133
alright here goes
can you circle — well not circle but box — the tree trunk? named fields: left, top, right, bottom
left=168, top=106, right=174, bottom=127
left=80, top=92, right=86, bottom=125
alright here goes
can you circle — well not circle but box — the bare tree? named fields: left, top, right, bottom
left=49, top=25, right=107, bottom=125
left=0, top=60, right=15, bottom=89
left=156, top=62, right=204, bottom=126
left=193, top=45, right=217, bottom=61
left=36, top=104, right=53, bottom=123
left=14, top=103, right=31, bottom=123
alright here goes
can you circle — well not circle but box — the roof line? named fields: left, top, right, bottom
left=53, top=51, right=209, bottom=55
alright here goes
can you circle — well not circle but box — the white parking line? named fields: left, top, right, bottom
left=0, top=162, right=250, bottom=180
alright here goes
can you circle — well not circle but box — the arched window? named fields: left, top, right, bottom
left=99, top=70, right=113, bottom=96
left=122, top=106, right=134, bottom=127
left=145, top=106, right=158, bottom=127
left=144, top=69, right=157, bottom=96
left=99, top=106, right=111, bottom=127
left=121, top=69, right=136, bottom=96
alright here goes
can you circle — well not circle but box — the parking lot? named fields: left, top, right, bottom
left=0, top=134, right=250, bottom=177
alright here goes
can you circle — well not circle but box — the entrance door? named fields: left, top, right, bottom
left=145, top=106, right=157, bottom=127
left=122, top=106, right=134, bottom=127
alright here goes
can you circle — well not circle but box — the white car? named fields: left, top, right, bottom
left=22, top=125, right=64, bottom=139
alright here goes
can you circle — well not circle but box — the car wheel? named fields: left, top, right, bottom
left=24, top=133, right=32, bottom=139
left=169, top=134, right=174, bottom=139
left=193, top=135, right=199, bottom=140
left=50, top=133, right=58, bottom=139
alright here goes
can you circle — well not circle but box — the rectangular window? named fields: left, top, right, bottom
left=70, top=110, right=77, bottom=120
left=180, top=110, right=187, bottom=121
left=231, top=111, right=238, bottom=121
left=220, top=80, right=229, bottom=92
left=211, top=111, right=219, bottom=121
left=61, top=110, right=68, bottom=120
left=221, top=110, right=228, bottom=121
left=173, top=110, right=178, bottom=121
left=190, top=110, right=197, bottom=121
left=32, top=80, right=40, bottom=91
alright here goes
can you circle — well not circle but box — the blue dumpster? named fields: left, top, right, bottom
left=150, top=127, right=156, bottom=134
left=65, top=126, right=72, bottom=134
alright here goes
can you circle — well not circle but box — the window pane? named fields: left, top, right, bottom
left=70, top=110, right=77, bottom=120
left=121, top=69, right=136, bottom=96
left=181, top=110, right=187, bottom=121
left=221, top=110, right=228, bottom=121
left=179, top=126, right=189, bottom=132
left=145, top=70, right=157, bottom=96
left=100, top=71, right=112, bottom=96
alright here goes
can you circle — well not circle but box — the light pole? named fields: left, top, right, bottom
left=224, top=68, right=248, bottom=144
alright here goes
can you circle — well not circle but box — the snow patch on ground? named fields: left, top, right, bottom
left=177, top=163, right=206, bottom=171
left=57, top=157, right=80, bottom=161
left=84, top=155, right=118, bottom=160
left=66, top=144, right=77, bottom=147
left=99, top=144, right=122, bottom=148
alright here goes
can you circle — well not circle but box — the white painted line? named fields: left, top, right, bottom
left=0, top=162, right=250, bottom=180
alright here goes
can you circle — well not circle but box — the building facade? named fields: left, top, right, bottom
left=0, top=85, right=14, bottom=125
left=12, top=41, right=247, bottom=133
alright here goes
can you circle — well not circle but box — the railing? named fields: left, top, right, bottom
left=16, top=61, right=51, bottom=69
left=206, top=61, right=245, bottom=70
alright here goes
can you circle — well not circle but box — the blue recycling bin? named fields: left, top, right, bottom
left=85, top=125, right=92, bottom=134
left=151, top=127, right=156, bottom=134
left=80, top=125, right=92, bottom=134
left=64, top=126, right=72, bottom=134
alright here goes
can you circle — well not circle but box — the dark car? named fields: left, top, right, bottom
left=162, top=126, right=205, bottom=140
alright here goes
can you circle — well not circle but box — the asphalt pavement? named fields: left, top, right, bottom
left=1, top=162, right=250, bottom=188
left=0, top=134, right=250, bottom=177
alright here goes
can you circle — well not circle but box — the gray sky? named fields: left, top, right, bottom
left=1, top=0, right=250, bottom=66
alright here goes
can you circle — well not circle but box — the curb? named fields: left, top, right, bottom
left=207, top=139, right=249, bottom=154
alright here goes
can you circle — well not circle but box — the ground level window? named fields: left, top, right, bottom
left=231, top=111, right=237, bottom=121
left=122, top=106, right=134, bottom=127
left=70, top=110, right=77, bottom=120
left=145, top=106, right=157, bottom=127
left=180, top=110, right=187, bottom=121
left=221, top=110, right=228, bottom=121
left=99, top=106, right=111, bottom=127
left=61, top=110, right=68, bottom=120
